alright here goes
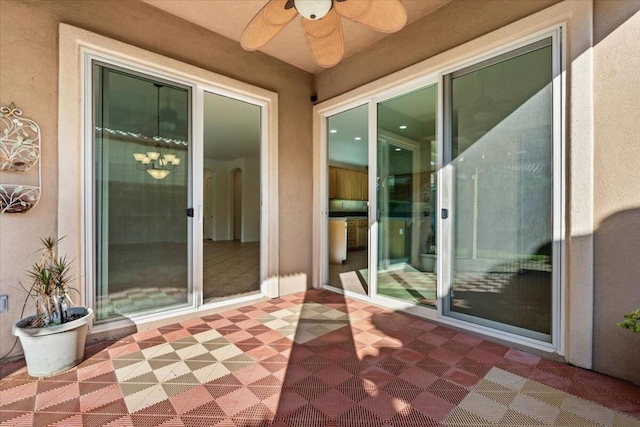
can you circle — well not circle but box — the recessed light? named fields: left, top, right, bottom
left=355, top=137, right=362, bottom=141
left=395, top=148, right=401, bottom=152
left=330, top=129, right=337, bottom=133
left=399, top=125, right=407, bottom=130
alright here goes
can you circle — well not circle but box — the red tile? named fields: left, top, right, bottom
left=310, top=389, right=355, bottom=418
left=360, top=390, right=408, bottom=420
left=529, top=368, right=572, bottom=391
left=411, top=391, right=456, bottom=421
left=504, top=348, right=542, bottom=366
left=442, top=367, right=482, bottom=389
left=428, top=347, right=464, bottom=366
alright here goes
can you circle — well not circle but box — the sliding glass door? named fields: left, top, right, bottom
left=93, top=63, right=191, bottom=321
left=324, top=31, right=560, bottom=346
left=444, top=38, right=555, bottom=341
left=376, top=85, right=438, bottom=307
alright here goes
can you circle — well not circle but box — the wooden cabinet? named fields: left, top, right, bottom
left=356, top=219, right=368, bottom=248
left=328, top=167, right=337, bottom=199
left=335, top=168, right=351, bottom=199
left=347, top=219, right=357, bottom=249
left=329, top=166, right=368, bottom=201
left=361, top=171, right=368, bottom=200
left=349, top=170, right=362, bottom=200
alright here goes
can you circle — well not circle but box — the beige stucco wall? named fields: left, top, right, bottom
left=593, top=0, right=640, bottom=385
left=0, top=0, right=314, bottom=359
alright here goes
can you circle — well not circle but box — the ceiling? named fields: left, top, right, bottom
left=328, top=84, right=437, bottom=167
left=142, top=0, right=452, bottom=73
left=204, top=92, right=261, bottom=161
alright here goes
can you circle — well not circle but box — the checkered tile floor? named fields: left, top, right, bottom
left=1, top=290, right=639, bottom=426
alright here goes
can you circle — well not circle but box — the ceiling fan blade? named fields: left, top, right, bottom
left=241, top=0, right=298, bottom=51
left=301, top=8, right=344, bottom=68
left=335, top=0, right=407, bottom=33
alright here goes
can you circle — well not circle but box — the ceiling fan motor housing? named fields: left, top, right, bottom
left=294, top=0, right=332, bottom=20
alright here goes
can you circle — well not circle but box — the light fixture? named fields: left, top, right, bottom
left=132, top=83, right=181, bottom=180
left=395, top=148, right=401, bottom=152
left=399, top=125, right=407, bottom=130
left=293, top=0, right=332, bottom=20
left=330, top=129, right=337, bottom=133
left=354, top=137, right=362, bottom=141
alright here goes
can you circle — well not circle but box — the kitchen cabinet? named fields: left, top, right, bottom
left=361, top=172, right=368, bottom=201
left=347, top=219, right=357, bottom=249
left=349, top=170, right=362, bottom=200
left=336, top=168, right=351, bottom=199
left=329, top=166, right=368, bottom=201
left=328, top=167, right=337, bottom=199
left=356, top=219, right=368, bottom=248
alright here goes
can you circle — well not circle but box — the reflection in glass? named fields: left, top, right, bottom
left=448, top=40, right=553, bottom=340
left=93, top=64, right=190, bottom=321
left=377, top=85, right=438, bottom=307
left=327, top=105, right=369, bottom=295
left=202, top=92, right=261, bottom=303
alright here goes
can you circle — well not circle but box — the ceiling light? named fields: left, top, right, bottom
left=399, top=125, right=407, bottom=130
left=330, top=129, right=337, bottom=133
left=355, top=137, right=362, bottom=141
left=294, top=0, right=332, bottom=20
left=395, top=148, right=401, bottom=152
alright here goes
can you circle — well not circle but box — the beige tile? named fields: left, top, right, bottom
left=555, top=410, right=602, bottom=427
left=510, top=394, right=561, bottom=424
left=612, top=411, right=640, bottom=427
left=560, top=394, right=614, bottom=426
left=485, top=368, right=528, bottom=391
left=445, top=407, right=494, bottom=426
left=459, top=391, right=509, bottom=423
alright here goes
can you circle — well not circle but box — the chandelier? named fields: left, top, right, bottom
left=132, top=83, right=181, bottom=180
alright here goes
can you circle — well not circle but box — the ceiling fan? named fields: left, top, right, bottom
left=241, top=0, right=407, bottom=68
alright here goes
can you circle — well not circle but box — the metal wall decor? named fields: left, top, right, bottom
left=0, top=103, right=42, bottom=213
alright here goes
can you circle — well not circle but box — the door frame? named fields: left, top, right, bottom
left=58, top=24, right=279, bottom=334
left=313, top=12, right=581, bottom=357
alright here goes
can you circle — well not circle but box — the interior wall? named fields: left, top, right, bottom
left=315, top=0, right=560, bottom=102
left=592, top=0, right=640, bottom=385
left=0, top=0, right=314, bottom=359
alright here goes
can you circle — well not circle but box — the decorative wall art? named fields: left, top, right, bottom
left=0, top=103, right=42, bottom=213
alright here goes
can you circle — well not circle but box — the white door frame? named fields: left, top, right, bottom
left=58, top=24, right=279, bottom=334
left=312, top=14, right=579, bottom=357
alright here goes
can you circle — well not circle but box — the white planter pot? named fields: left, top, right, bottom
left=12, top=307, right=93, bottom=377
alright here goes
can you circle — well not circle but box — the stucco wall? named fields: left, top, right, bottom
left=593, top=0, right=640, bottom=385
left=0, top=0, right=314, bottom=358
left=315, top=0, right=560, bottom=102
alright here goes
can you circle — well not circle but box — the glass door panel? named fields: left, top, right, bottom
left=327, top=105, right=369, bottom=295
left=202, top=92, right=261, bottom=303
left=376, top=85, right=438, bottom=307
left=93, top=63, right=191, bottom=321
left=446, top=39, right=554, bottom=340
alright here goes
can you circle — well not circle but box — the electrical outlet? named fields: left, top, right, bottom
left=0, top=295, right=7, bottom=313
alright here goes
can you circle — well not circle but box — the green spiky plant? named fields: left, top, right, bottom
left=24, top=237, right=75, bottom=327
left=617, top=309, right=640, bottom=334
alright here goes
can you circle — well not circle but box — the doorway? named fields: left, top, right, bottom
left=316, top=31, right=561, bottom=349
left=202, top=92, right=261, bottom=303
left=325, top=104, right=369, bottom=296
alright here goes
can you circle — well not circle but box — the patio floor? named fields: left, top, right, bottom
left=1, top=290, right=639, bottom=426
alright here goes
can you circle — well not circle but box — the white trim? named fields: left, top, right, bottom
left=58, top=24, right=279, bottom=333
left=312, top=1, right=594, bottom=364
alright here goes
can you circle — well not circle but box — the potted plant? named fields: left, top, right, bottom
left=617, top=309, right=640, bottom=334
left=12, top=237, right=93, bottom=376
